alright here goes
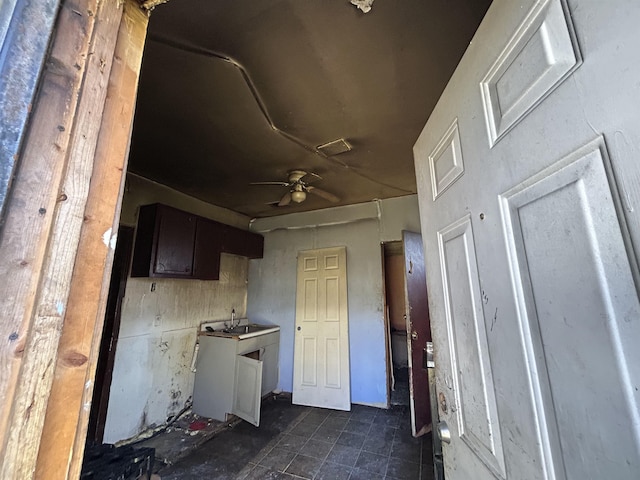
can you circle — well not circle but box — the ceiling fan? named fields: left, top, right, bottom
left=250, top=170, right=340, bottom=207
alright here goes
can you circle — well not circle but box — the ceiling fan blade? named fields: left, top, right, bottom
left=300, top=171, right=322, bottom=184
left=278, top=191, right=292, bottom=206
left=250, top=181, right=290, bottom=186
left=307, top=186, right=339, bottom=203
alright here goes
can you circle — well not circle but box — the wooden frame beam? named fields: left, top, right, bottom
left=0, top=0, right=148, bottom=477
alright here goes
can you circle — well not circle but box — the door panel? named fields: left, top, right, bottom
left=301, top=337, right=318, bottom=386
left=403, top=231, right=432, bottom=437
left=293, top=247, right=350, bottom=410
left=154, top=207, right=196, bottom=276
left=480, top=0, right=581, bottom=146
left=414, top=0, right=640, bottom=478
left=437, top=217, right=505, bottom=478
left=233, top=355, right=263, bottom=427
left=499, top=138, right=640, bottom=479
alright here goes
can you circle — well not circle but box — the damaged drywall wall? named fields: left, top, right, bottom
left=103, top=254, right=249, bottom=443
left=102, top=176, right=253, bottom=443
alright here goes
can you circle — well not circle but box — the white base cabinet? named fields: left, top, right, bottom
left=193, top=330, right=280, bottom=426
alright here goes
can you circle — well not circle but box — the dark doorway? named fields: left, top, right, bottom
left=86, top=225, right=134, bottom=443
left=383, top=241, right=410, bottom=406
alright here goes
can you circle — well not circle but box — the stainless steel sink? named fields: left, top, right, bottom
left=210, top=323, right=279, bottom=339
left=222, top=324, right=269, bottom=335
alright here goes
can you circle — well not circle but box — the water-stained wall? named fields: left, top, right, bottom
left=103, top=181, right=419, bottom=441
left=103, top=175, right=251, bottom=443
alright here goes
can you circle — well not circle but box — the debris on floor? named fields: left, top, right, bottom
left=131, top=409, right=240, bottom=468
left=158, top=396, right=434, bottom=480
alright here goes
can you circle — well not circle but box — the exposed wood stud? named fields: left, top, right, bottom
left=0, top=0, right=142, bottom=475
left=0, top=0, right=101, bottom=468
left=36, top=1, right=149, bottom=477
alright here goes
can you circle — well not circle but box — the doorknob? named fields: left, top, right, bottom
left=437, top=421, right=451, bottom=444
left=411, top=330, right=418, bottom=340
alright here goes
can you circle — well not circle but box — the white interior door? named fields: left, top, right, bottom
left=413, top=1, right=640, bottom=479
left=293, top=246, right=350, bottom=410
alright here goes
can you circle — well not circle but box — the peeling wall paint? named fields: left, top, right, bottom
left=247, top=195, right=421, bottom=408
left=103, top=178, right=252, bottom=443
left=105, top=189, right=418, bottom=441
left=103, top=253, right=249, bottom=443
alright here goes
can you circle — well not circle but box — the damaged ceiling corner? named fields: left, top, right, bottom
left=350, top=0, right=375, bottom=13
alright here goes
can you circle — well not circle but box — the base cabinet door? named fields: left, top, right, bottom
left=232, top=356, right=263, bottom=427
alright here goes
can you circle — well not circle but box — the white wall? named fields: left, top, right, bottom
left=378, top=195, right=421, bottom=242
left=247, top=195, right=420, bottom=408
left=103, top=175, right=253, bottom=443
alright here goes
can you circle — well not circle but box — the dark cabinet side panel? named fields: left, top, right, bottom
left=193, top=218, right=223, bottom=280
left=222, top=225, right=264, bottom=259
left=131, top=204, right=158, bottom=277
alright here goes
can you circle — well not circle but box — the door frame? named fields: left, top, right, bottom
left=380, top=242, right=393, bottom=408
left=86, top=226, right=135, bottom=444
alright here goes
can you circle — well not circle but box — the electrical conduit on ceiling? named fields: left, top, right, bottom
left=146, top=34, right=413, bottom=196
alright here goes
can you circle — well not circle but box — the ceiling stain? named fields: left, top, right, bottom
left=128, top=0, right=492, bottom=218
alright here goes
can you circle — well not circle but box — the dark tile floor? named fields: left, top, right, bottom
left=158, top=397, right=434, bottom=480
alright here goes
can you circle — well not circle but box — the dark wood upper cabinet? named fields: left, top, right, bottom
left=131, top=203, right=263, bottom=279
left=155, top=206, right=196, bottom=276
left=193, top=217, right=223, bottom=280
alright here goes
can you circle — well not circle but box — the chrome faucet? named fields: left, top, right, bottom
left=231, top=308, right=236, bottom=328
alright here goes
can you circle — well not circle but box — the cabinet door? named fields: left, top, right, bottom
left=193, top=218, right=222, bottom=280
left=232, top=355, right=263, bottom=427
left=261, top=343, right=279, bottom=396
left=154, top=207, right=196, bottom=276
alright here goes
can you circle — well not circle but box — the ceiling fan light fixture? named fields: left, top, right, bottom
left=291, top=189, right=306, bottom=203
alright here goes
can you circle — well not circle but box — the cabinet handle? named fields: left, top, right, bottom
left=297, top=326, right=301, bottom=331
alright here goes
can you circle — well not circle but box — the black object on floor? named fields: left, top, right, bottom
left=81, top=443, right=155, bottom=479
left=159, top=397, right=434, bottom=479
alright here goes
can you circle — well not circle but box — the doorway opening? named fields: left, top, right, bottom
left=86, top=226, right=135, bottom=444
left=383, top=240, right=410, bottom=407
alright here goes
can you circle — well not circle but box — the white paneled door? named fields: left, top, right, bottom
left=414, top=0, right=640, bottom=479
left=293, top=247, right=350, bottom=410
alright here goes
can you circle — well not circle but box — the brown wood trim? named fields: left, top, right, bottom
left=0, top=0, right=148, bottom=476
left=1, top=0, right=124, bottom=472
left=36, top=1, right=149, bottom=478
left=0, top=0, right=103, bottom=474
